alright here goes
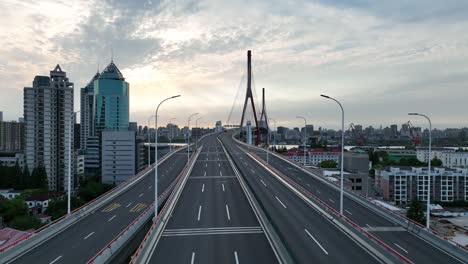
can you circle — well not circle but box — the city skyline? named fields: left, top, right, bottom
left=1, top=0, right=468, bottom=130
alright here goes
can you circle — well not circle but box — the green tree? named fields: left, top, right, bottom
left=0, top=196, right=28, bottom=223
left=319, top=160, right=338, bottom=168
left=10, top=215, right=42, bottom=230
left=31, top=166, right=48, bottom=190
left=407, top=199, right=426, bottom=225
left=431, top=157, right=443, bottom=166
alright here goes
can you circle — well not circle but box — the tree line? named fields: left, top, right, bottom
left=0, top=163, right=48, bottom=191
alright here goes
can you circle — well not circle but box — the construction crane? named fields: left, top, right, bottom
left=349, top=123, right=365, bottom=146
left=407, top=121, right=421, bottom=146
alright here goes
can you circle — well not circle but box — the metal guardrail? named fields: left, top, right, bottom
left=0, top=147, right=186, bottom=262
left=234, top=135, right=468, bottom=262
left=86, top=147, right=197, bottom=264
left=218, top=135, right=294, bottom=264
left=246, top=151, right=413, bottom=264
left=129, top=147, right=202, bottom=264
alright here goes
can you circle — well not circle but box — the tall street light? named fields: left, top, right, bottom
left=321, top=94, right=345, bottom=215
left=409, top=112, right=432, bottom=229
left=196, top=117, right=203, bottom=150
left=168, top=118, right=176, bottom=152
left=296, top=116, right=307, bottom=167
left=154, top=95, right=181, bottom=220
left=147, top=115, right=155, bottom=167
left=187, top=113, right=199, bottom=163
left=68, top=111, right=79, bottom=215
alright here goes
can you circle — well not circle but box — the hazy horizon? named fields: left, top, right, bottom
left=1, top=0, right=467, bottom=130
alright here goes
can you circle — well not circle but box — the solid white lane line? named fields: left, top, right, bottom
left=83, top=231, right=95, bottom=240
left=275, top=196, right=287, bottom=208
left=197, top=206, right=202, bottom=221
left=126, top=203, right=132, bottom=208
left=222, top=184, right=225, bottom=192
left=328, top=198, right=335, bottom=203
left=260, top=179, right=267, bottom=187
left=345, top=210, right=353, bottom=215
left=234, top=251, right=239, bottom=264
left=191, top=252, right=196, bottom=264
left=139, top=193, right=144, bottom=198
left=305, top=229, right=328, bottom=255
left=49, top=255, right=62, bottom=264
left=202, top=184, right=205, bottom=193
left=394, top=243, right=408, bottom=254
left=108, top=215, right=116, bottom=222
left=226, top=204, right=231, bottom=221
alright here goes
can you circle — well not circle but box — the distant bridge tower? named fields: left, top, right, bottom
left=239, top=50, right=260, bottom=145
left=258, top=88, right=269, bottom=144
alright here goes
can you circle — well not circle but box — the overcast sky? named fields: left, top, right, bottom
left=0, top=0, right=467, bottom=130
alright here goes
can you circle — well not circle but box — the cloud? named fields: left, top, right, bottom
left=0, top=0, right=467, bottom=130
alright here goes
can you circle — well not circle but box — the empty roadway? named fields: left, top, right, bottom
left=220, top=133, right=381, bottom=263
left=7, top=150, right=188, bottom=264
left=241, top=137, right=465, bottom=264
left=148, top=134, right=278, bottom=264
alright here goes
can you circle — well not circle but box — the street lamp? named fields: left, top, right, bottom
left=68, top=111, right=79, bottom=215
left=187, top=113, right=199, bottom=163
left=147, top=115, right=155, bottom=167
left=154, top=95, right=181, bottom=220
left=296, top=116, right=307, bottom=167
left=321, top=94, right=345, bottom=215
left=409, top=112, right=432, bottom=229
left=196, top=117, right=203, bottom=150
left=168, top=118, right=176, bottom=152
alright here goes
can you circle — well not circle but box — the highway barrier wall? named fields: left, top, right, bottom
left=218, top=135, right=294, bottom=264
left=129, top=147, right=202, bottom=264
left=0, top=146, right=187, bottom=263
left=233, top=133, right=468, bottom=262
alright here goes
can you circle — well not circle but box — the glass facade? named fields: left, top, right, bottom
left=93, top=61, right=129, bottom=134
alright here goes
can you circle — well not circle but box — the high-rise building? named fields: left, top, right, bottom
left=0, top=111, right=3, bottom=122
left=101, top=131, right=135, bottom=185
left=0, top=120, right=24, bottom=152
left=24, top=65, right=74, bottom=192
left=80, top=71, right=100, bottom=150
left=129, top=122, right=138, bottom=133
left=94, top=61, right=129, bottom=134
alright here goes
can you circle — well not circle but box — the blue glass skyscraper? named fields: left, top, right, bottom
left=94, top=60, right=129, bottom=134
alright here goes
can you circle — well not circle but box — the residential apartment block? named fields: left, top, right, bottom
left=24, top=65, right=74, bottom=192
left=375, top=167, right=468, bottom=204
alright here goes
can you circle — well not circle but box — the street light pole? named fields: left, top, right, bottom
left=168, top=118, right=176, bottom=152
left=409, top=112, right=432, bottom=229
left=321, top=94, right=345, bottom=215
left=187, top=113, right=199, bottom=164
left=154, top=95, right=181, bottom=220
left=296, top=116, right=307, bottom=167
left=147, top=115, right=154, bottom=167
left=196, top=117, right=203, bottom=150
left=68, top=111, right=79, bottom=215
